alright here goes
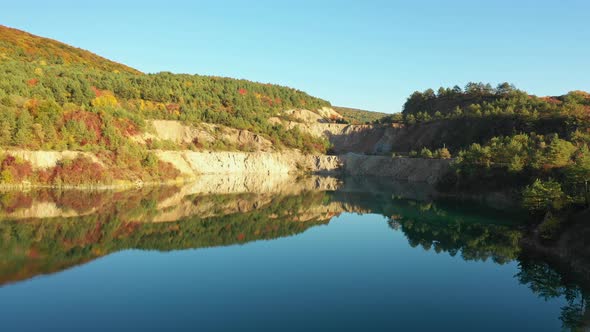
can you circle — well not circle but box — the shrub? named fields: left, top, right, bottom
left=434, top=147, right=452, bottom=159
left=50, top=157, right=110, bottom=185
left=0, top=155, right=33, bottom=183
left=419, top=147, right=433, bottom=158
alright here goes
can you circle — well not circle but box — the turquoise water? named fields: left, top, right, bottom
left=0, top=179, right=585, bottom=331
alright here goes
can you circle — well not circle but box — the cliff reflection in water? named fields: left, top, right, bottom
left=0, top=175, right=342, bottom=285
left=0, top=175, right=588, bottom=330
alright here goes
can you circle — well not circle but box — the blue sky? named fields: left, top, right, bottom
left=1, top=0, right=589, bottom=113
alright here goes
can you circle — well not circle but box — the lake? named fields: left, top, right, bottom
left=0, top=175, right=587, bottom=331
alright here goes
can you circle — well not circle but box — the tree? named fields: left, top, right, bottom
left=457, top=143, right=491, bottom=168
left=496, top=82, right=515, bottom=95
left=522, top=179, right=568, bottom=212
left=541, top=135, right=577, bottom=169
left=565, top=145, right=590, bottom=206
left=434, top=147, right=452, bottom=159
left=13, top=109, right=33, bottom=146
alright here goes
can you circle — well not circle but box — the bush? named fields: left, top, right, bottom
left=434, top=147, right=452, bottom=159
left=0, top=155, right=33, bottom=183
left=419, top=147, right=433, bottom=158
left=50, top=157, right=110, bottom=185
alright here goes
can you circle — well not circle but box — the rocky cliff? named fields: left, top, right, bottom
left=154, top=150, right=342, bottom=176
left=269, top=117, right=403, bottom=154
left=137, top=116, right=444, bottom=156
left=340, top=154, right=452, bottom=184
left=5, top=149, right=451, bottom=185
left=137, top=120, right=274, bottom=152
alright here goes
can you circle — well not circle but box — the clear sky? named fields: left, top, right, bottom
left=1, top=0, right=589, bottom=113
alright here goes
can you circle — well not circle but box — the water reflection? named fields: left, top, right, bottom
left=515, top=257, right=590, bottom=330
left=0, top=175, right=588, bottom=330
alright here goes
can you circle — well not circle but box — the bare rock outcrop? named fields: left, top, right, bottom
left=4, top=150, right=102, bottom=169
left=154, top=150, right=342, bottom=176
left=341, top=153, right=452, bottom=184
left=138, top=120, right=274, bottom=151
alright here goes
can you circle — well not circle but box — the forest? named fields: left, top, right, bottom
left=387, top=83, right=590, bottom=240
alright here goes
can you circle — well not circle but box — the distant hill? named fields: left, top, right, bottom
left=333, top=106, right=389, bottom=124
left=0, top=25, right=140, bottom=74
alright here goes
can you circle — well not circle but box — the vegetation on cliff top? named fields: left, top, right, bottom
left=332, top=106, right=389, bottom=124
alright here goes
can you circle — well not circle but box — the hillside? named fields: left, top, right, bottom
left=0, top=25, right=333, bottom=147
left=383, top=83, right=590, bottom=241
left=0, top=25, right=140, bottom=74
left=332, top=106, right=389, bottom=124
left=0, top=26, right=340, bottom=186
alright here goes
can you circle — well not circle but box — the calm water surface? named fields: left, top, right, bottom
left=0, top=176, right=586, bottom=331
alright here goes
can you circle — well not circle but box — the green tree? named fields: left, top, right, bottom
left=522, top=179, right=568, bottom=212
left=565, top=145, right=590, bottom=206
left=13, top=109, right=33, bottom=146
left=542, top=135, right=577, bottom=169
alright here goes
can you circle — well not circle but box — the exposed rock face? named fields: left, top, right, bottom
left=153, top=151, right=451, bottom=184
left=340, top=154, right=452, bottom=184
left=4, top=150, right=102, bottom=169
left=139, top=120, right=274, bottom=151
left=282, top=107, right=343, bottom=123
left=321, top=125, right=403, bottom=154
left=154, top=150, right=342, bottom=176
left=142, top=112, right=405, bottom=155
left=269, top=119, right=404, bottom=154
left=1, top=149, right=451, bottom=184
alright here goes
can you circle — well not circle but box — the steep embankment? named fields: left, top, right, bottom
left=5, top=149, right=451, bottom=185
left=270, top=109, right=404, bottom=154
left=341, top=154, right=452, bottom=184
left=288, top=119, right=524, bottom=155
left=154, top=150, right=341, bottom=175
left=136, top=120, right=275, bottom=152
